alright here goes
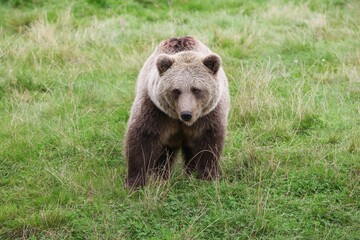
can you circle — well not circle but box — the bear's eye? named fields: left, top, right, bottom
left=191, top=87, right=201, bottom=94
left=172, top=89, right=181, bottom=96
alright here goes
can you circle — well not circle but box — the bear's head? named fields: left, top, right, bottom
left=148, top=51, right=224, bottom=126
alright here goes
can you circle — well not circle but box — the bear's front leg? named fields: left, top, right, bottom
left=152, top=147, right=177, bottom=180
left=183, top=146, right=197, bottom=175
left=125, top=126, right=163, bottom=190
left=190, top=128, right=225, bottom=180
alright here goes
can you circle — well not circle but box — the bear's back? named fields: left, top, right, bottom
left=157, top=36, right=212, bottom=55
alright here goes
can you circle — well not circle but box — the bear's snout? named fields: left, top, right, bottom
left=180, top=111, right=192, bottom=121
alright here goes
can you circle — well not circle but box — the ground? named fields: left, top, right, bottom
left=0, top=0, right=359, bottom=239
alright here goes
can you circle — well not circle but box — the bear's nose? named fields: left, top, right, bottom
left=180, top=111, right=192, bottom=121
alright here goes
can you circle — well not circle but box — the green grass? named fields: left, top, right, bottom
left=1, top=0, right=359, bottom=239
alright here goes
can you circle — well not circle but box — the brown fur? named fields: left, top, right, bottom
left=161, top=36, right=197, bottom=54
left=125, top=36, right=229, bottom=189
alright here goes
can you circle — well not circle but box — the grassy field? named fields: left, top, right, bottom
left=1, top=0, right=360, bottom=239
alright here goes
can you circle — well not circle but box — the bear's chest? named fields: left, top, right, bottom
left=160, top=121, right=205, bottom=148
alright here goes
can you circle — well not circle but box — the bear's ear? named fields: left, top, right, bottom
left=156, top=54, right=174, bottom=75
left=203, top=54, right=221, bottom=74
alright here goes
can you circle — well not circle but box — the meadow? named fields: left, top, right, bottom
left=0, top=0, right=359, bottom=239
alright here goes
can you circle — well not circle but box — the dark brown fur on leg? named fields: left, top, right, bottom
left=125, top=127, right=163, bottom=190
left=182, top=146, right=197, bottom=175
left=196, top=150, right=221, bottom=180
left=125, top=95, right=180, bottom=190
left=152, top=147, right=177, bottom=180
left=188, top=128, right=225, bottom=180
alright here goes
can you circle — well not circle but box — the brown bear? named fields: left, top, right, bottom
left=124, top=36, right=230, bottom=189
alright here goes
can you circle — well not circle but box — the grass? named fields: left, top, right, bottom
left=0, top=0, right=359, bottom=239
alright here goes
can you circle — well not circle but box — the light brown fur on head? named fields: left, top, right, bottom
left=124, top=36, right=230, bottom=189
left=149, top=51, right=224, bottom=125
